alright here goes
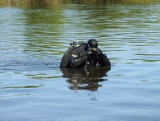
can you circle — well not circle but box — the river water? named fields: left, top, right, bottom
left=0, top=1, right=160, bottom=121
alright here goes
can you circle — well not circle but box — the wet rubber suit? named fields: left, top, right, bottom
left=60, top=39, right=111, bottom=68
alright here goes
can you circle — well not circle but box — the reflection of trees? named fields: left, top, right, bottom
left=61, top=66, right=111, bottom=91
left=72, top=0, right=148, bottom=36
left=30, top=0, right=61, bottom=8
left=0, top=0, right=157, bottom=7
left=69, top=0, right=157, bottom=4
left=67, top=0, right=120, bottom=4
left=23, top=4, right=64, bottom=56
left=0, top=0, right=63, bottom=8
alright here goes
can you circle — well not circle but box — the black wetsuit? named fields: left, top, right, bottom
left=60, top=42, right=111, bottom=68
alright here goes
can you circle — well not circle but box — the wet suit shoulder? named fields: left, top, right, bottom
left=60, top=42, right=88, bottom=68
left=60, top=47, right=74, bottom=68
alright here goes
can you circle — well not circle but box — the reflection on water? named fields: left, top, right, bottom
left=0, top=93, right=31, bottom=99
left=23, top=6, right=64, bottom=57
left=61, top=66, right=111, bottom=91
left=0, top=0, right=158, bottom=8
left=0, top=85, right=44, bottom=89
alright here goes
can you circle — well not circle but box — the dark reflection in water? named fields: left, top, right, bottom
left=61, top=66, right=111, bottom=91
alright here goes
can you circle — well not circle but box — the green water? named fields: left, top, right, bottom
left=0, top=0, right=160, bottom=121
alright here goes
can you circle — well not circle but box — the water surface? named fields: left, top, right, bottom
left=0, top=0, right=160, bottom=121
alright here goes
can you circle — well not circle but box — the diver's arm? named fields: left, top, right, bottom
left=97, top=49, right=111, bottom=67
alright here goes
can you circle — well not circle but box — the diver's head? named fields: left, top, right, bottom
left=88, top=39, right=98, bottom=48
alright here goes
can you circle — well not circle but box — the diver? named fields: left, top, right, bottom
left=60, top=39, right=111, bottom=68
